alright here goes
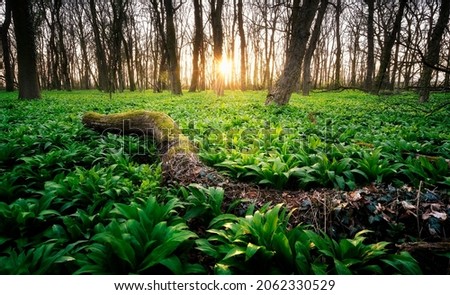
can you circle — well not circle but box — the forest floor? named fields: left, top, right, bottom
left=0, top=89, right=449, bottom=274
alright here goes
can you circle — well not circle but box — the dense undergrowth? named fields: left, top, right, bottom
left=0, top=90, right=449, bottom=274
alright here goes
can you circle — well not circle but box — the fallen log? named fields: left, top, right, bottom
left=396, top=242, right=450, bottom=253
left=82, top=110, right=228, bottom=187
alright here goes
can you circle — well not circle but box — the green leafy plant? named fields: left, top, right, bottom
left=74, top=197, right=202, bottom=274
left=296, top=229, right=421, bottom=275
left=197, top=204, right=422, bottom=275
left=0, top=89, right=448, bottom=274
left=243, top=156, right=301, bottom=189
left=0, top=241, right=75, bottom=275
left=402, top=156, right=448, bottom=186
left=180, top=184, right=225, bottom=220
left=355, top=148, right=403, bottom=183
left=294, top=154, right=364, bottom=190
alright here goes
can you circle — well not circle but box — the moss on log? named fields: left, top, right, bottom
left=82, top=111, right=190, bottom=151
left=82, top=110, right=227, bottom=186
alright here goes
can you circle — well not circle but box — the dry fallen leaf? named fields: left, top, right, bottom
left=401, top=200, right=416, bottom=210
left=375, top=203, right=384, bottom=214
left=422, top=210, right=448, bottom=221
left=430, top=203, right=442, bottom=211
left=365, top=183, right=378, bottom=193
left=348, top=190, right=362, bottom=202
left=430, top=211, right=447, bottom=221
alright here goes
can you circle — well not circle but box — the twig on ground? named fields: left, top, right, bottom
left=416, top=181, right=423, bottom=238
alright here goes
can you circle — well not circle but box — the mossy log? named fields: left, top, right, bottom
left=82, top=111, right=228, bottom=187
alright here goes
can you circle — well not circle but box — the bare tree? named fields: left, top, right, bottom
left=266, top=0, right=321, bottom=105
left=332, top=0, right=342, bottom=88
left=163, top=0, right=182, bottom=95
left=189, top=0, right=205, bottom=92
left=55, top=0, right=71, bottom=90
left=237, top=0, right=247, bottom=91
left=123, top=4, right=137, bottom=92
left=302, top=0, right=328, bottom=96
left=10, top=0, right=41, bottom=99
left=418, top=0, right=450, bottom=102
left=211, top=0, right=225, bottom=96
left=89, top=0, right=109, bottom=91
left=373, top=0, right=407, bottom=94
left=363, top=0, right=375, bottom=91
left=1, top=0, right=14, bottom=91
left=109, top=0, right=128, bottom=92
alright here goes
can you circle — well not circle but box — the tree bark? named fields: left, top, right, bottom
left=55, top=0, right=71, bottom=91
left=123, top=35, right=136, bottom=92
left=211, top=0, right=225, bottom=96
left=237, top=0, right=247, bottom=91
left=363, top=0, right=375, bottom=91
left=390, top=37, right=400, bottom=90
left=266, top=0, right=321, bottom=105
left=10, top=0, right=41, bottom=99
left=418, top=1, right=450, bottom=102
left=150, top=0, right=168, bottom=93
left=164, top=0, right=182, bottom=95
left=39, top=0, right=60, bottom=90
left=349, top=25, right=360, bottom=87
left=373, top=0, right=407, bottom=95
left=189, top=0, right=204, bottom=92
left=110, top=0, right=127, bottom=92
left=89, top=0, right=109, bottom=91
left=445, top=47, right=450, bottom=89
left=1, top=0, right=14, bottom=92
left=302, top=0, right=328, bottom=96
left=333, top=0, right=342, bottom=88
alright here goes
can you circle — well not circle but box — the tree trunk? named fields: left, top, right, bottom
left=164, top=0, right=182, bottom=95
left=74, top=1, right=91, bottom=89
left=123, top=36, right=136, bottom=92
left=39, top=0, right=60, bottom=90
left=237, top=0, right=247, bottom=91
left=390, top=37, right=400, bottom=90
left=418, top=1, right=450, bottom=102
left=262, top=0, right=270, bottom=89
left=364, top=0, right=375, bottom=91
left=302, top=0, right=327, bottom=96
left=10, top=0, right=41, bottom=99
left=150, top=0, right=169, bottom=93
left=110, top=0, right=127, bottom=92
left=333, top=0, right=342, bottom=88
left=350, top=27, right=359, bottom=87
left=89, top=0, right=109, bottom=91
left=445, top=47, right=450, bottom=89
left=1, top=0, right=14, bottom=92
left=266, top=0, right=321, bottom=105
left=373, top=0, right=407, bottom=95
left=189, top=0, right=204, bottom=92
left=55, top=0, right=71, bottom=91
left=211, top=0, right=225, bottom=96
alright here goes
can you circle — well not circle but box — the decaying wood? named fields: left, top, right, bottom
left=396, top=242, right=450, bottom=253
left=82, top=110, right=228, bottom=187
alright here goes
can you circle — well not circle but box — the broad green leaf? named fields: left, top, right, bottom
left=245, top=243, right=262, bottom=261
left=223, top=246, right=246, bottom=261
left=334, top=259, right=352, bottom=275
left=159, top=256, right=183, bottom=274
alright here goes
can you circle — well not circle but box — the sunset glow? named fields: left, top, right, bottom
left=219, top=59, right=233, bottom=77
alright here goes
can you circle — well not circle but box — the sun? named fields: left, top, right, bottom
left=219, top=58, right=232, bottom=76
